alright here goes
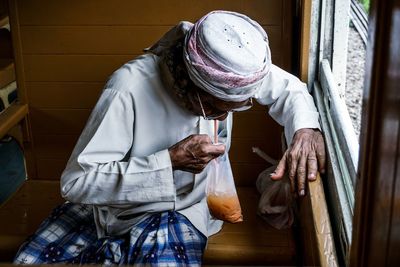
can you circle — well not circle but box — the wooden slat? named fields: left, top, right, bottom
left=33, top=134, right=78, bottom=159
left=0, top=28, right=12, bottom=58
left=8, top=0, right=36, bottom=180
left=204, top=187, right=296, bottom=265
left=24, top=54, right=138, bottom=82
left=36, top=158, right=68, bottom=180
left=230, top=137, right=282, bottom=163
left=20, top=26, right=282, bottom=55
left=23, top=54, right=282, bottom=82
left=232, top=110, right=282, bottom=139
left=308, top=174, right=338, bottom=266
left=280, top=0, right=294, bottom=71
left=30, top=108, right=90, bottom=135
left=0, top=59, right=15, bottom=88
left=27, top=82, right=103, bottom=109
left=299, top=0, right=312, bottom=82
left=0, top=103, right=28, bottom=139
left=8, top=0, right=28, bottom=104
left=297, top=173, right=339, bottom=266
left=20, top=26, right=171, bottom=55
left=17, top=0, right=282, bottom=26
left=297, top=182, right=320, bottom=266
left=232, top=162, right=274, bottom=187
left=0, top=15, right=8, bottom=28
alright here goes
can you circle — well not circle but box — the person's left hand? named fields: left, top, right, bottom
left=270, top=128, right=326, bottom=197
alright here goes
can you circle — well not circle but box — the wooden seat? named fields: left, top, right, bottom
left=0, top=181, right=296, bottom=265
left=203, top=187, right=296, bottom=266
left=0, top=181, right=64, bottom=261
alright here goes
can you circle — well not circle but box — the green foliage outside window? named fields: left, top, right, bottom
left=360, top=0, right=370, bottom=13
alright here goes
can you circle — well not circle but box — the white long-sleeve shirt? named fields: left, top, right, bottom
left=60, top=53, right=320, bottom=238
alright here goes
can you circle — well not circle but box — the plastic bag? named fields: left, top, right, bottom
left=253, top=147, right=294, bottom=230
left=206, top=153, right=243, bottom=223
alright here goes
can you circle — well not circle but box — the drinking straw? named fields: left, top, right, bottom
left=214, top=120, right=218, bottom=144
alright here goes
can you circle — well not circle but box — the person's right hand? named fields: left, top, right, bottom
left=168, top=134, right=226, bottom=173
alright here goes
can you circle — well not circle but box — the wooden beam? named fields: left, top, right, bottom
left=309, top=173, right=339, bottom=267
left=299, top=0, right=312, bottom=82
left=0, top=102, right=28, bottom=139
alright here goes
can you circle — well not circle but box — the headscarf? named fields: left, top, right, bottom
left=147, top=10, right=271, bottom=102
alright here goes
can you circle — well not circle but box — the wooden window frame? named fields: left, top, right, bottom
left=306, top=0, right=356, bottom=265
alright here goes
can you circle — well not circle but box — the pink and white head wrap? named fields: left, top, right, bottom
left=183, top=10, right=271, bottom=102
left=147, top=10, right=271, bottom=102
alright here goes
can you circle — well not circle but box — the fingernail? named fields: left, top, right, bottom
left=299, top=189, right=305, bottom=196
left=309, top=173, right=316, bottom=180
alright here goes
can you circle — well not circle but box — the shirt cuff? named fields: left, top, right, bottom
left=155, top=149, right=173, bottom=169
left=154, top=149, right=176, bottom=202
left=285, top=110, right=321, bottom=145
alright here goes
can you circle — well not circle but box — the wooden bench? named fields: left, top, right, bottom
left=0, top=180, right=297, bottom=265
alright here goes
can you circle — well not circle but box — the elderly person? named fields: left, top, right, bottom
left=14, top=10, right=325, bottom=265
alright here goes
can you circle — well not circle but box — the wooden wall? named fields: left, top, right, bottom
left=8, top=0, right=294, bottom=185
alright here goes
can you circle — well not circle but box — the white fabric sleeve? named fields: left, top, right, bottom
left=254, top=64, right=321, bottom=144
left=60, top=89, right=175, bottom=205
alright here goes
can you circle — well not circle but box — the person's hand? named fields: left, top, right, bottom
left=168, top=134, right=225, bottom=173
left=270, top=128, right=326, bottom=196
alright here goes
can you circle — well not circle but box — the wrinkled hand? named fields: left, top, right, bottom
left=270, top=128, right=326, bottom=196
left=168, top=134, right=226, bottom=174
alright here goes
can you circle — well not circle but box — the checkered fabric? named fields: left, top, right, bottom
left=14, top=202, right=207, bottom=266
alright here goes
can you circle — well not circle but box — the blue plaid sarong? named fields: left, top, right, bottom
left=13, top=202, right=207, bottom=266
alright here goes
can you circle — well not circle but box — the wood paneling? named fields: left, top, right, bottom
left=23, top=54, right=137, bottom=82
left=33, top=134, right=78, bottom=159
left=30, top=108, right=91, bottom=135
left=27, top=82, right=103, bottom=109
left=23, top=54, right=282, bottom=82
left=10, top=0, right=293, bottom=188
left=299, top=0, right=312, bottom=82
left=297, top=184, right=319, bottom=266
left=233, top=110, right=282, bottom=139
left=20, top=26, right=282, bottom=55
left=36, top=158, right=68, bottom=180
left=5, top=1, right=303, bottom=265
left=17, top=0, right=282, bottom=26
left=230, top=137, right=282, bottom=163
left=232, top=162, right=273, bottom=187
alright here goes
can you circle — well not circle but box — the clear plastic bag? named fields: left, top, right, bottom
left=206, top=153, right=243, bottom=223
left=253, top=147, right=294, bottom=230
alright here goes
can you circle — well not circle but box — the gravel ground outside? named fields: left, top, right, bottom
left=345, top=24, right=365, bottom=139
